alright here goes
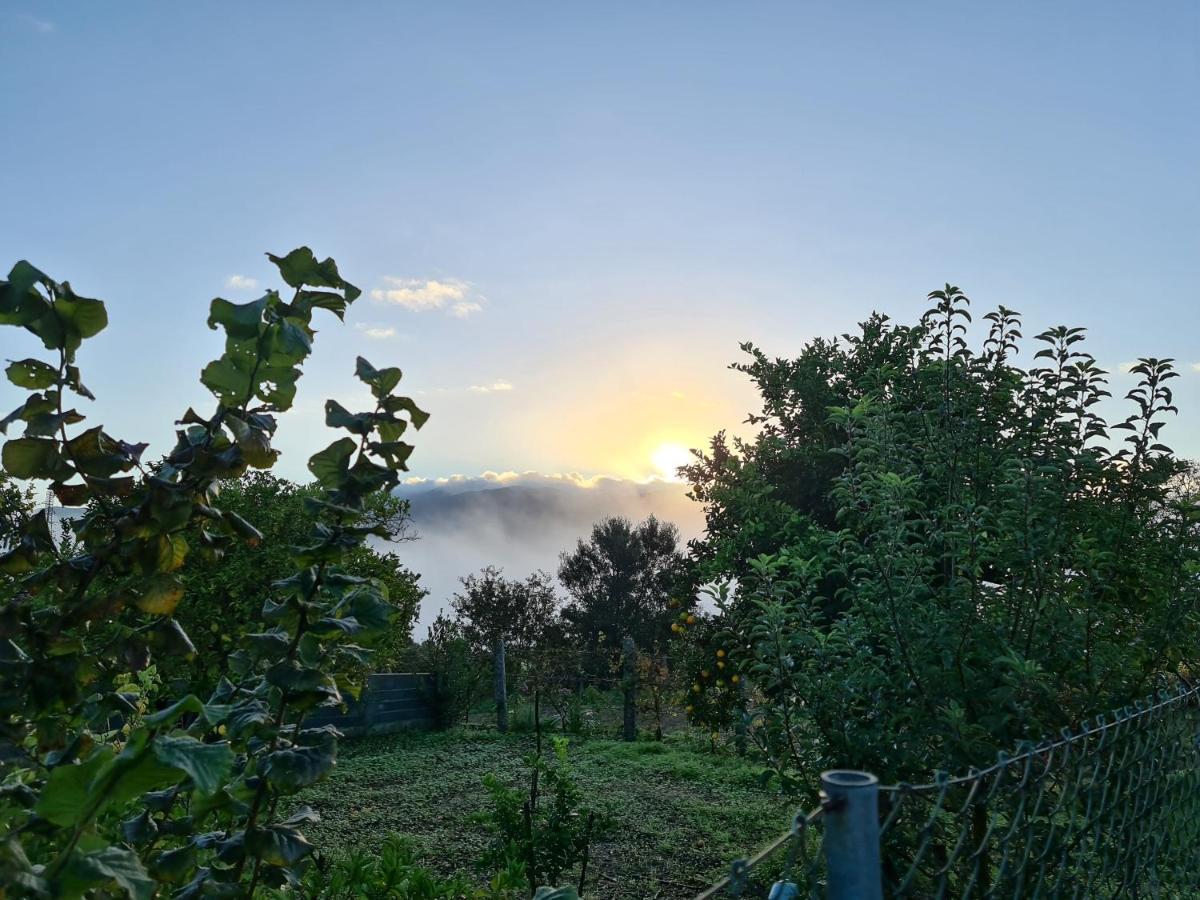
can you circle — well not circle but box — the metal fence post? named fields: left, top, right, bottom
left=820, top=770, right=882, bottom=900
left=493, top=637, right=508, bottom=733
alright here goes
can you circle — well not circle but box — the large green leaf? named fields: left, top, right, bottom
left=34, top=748, right=113, bottom=826
left=5, top=358, right=57, bottom=389
left=244, top=822, right=315, bottom=866
left=267, top=247, right=360, bottom=301
left=207, top=294, right=268, bottom=340
left=261, top=743, right=336, bottom=791
left=307, top=436, right=356, bottom=489
left=62, top=846, right=154, bottom=900
left=152, top=735, right=233, bottom=796
left=2, top=436, right=70, bottom=480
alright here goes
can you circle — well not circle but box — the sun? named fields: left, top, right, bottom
left=651, top=442, right=693, bottom=481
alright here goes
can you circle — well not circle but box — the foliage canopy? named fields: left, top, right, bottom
left=685, top=286, right=1200, bottom=783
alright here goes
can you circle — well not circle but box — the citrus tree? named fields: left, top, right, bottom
left=0, top=249, right=429, bottom=896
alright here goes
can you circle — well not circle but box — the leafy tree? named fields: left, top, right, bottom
left=557, top=515, right=689, bottom=651
left=168, top=471, right=425, bottom=690
left=687, top=286, right=1200, bottom=783
left=450, top=566, right=559, bottom=653
left=0, top=249, right=430, bottom=896
left=416, top=612, right=491, bottom=728
left=0, top=472, right=37, bottom=552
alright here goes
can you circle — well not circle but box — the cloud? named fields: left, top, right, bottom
left=355, top=323, right=397, bottom=340
left=225, top=274, right=259, bottom=291
left=15, top=13, right=54, bottom=32
left=1118, top=361, right=1139, bottom=373
left=390, top=471, right=705, bottom=635
left=370, top=277, right=484, bottom=318
left=468, top=380, right=514, bottom=394
left=1192, top=363, right=1200, bottom=373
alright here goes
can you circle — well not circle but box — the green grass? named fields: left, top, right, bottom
left=296, top=727, right=795, bottom=898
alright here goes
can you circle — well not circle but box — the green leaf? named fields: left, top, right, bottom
left=66, top=426, right=135, bottom=479
left=148, top=844, right=196, bottom=883
left=145, top=694, right=231, bottom=728
left=261, top=743, right=336, bottom=791
left=55, top=283, right=108, bottom=342
left=121, top=810, right=159, bottom=845
left=63, top=846, right=154, bottom=900
left=207, top=295, right=268, bottom=340
left=2, top=436, right=70, bottom=480
left=325, top=400, right=371, bottom=435
left=383, top=394, right=430, bottom=429
left=5, top=358, right=58, bottom=389
left=245, top=823, right=316, bottom=866
left=35, top=748, right=113, bottom=826
left=152, top=735, right=233, bottom=796
left=355, top=356, right=402, bottom=397
left=267, top=247, right=361, bottom=301
left=200, top=357, right=254, bottom=405
left=307, top=436, right=356, bottom=489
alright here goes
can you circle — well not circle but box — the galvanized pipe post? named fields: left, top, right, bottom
left=493, top=637, right=508, bottom=733
left=820, top=770, right=882, bottom=900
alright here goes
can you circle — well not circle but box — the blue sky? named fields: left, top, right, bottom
left=2, top=1, right=1198, bottom=482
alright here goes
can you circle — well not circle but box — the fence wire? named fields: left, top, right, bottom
left=696, top=805, right=827, bottom=900
left=698, top=680, right=1200, bottom=899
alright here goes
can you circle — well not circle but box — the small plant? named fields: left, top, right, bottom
left=281, top=833, right=525, bottom=899
left=477, top=737, right=610, bottom=897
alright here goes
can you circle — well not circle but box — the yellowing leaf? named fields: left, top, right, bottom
left=136, top=575, right=184, bottom=615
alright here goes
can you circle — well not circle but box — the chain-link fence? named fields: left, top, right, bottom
left=698, top=681, right=1200, bottom=899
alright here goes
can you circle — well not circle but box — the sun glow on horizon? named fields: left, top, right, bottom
left=651, top=442, right=693, bottom=482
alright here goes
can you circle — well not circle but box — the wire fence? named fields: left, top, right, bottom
left=697, top=680, right=1200, bottom=899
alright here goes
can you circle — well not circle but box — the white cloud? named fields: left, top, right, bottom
left=468, top=380, right=514, bottom=394
left=16, top=13, right=54, bottom=32
left=355, top=323, right=396, bottom=340
left=370, top=277, right=484, bottom=317
left=1191, top=363, right=1200, bottom=373
left=1118, top=361, right=1139, bottom=373
left=225, top=274, right=259, bottom=291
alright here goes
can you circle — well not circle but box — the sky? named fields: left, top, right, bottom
left=2, top=1, right=1199, bottom=488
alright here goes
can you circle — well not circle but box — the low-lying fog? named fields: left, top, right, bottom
left=386, top=473, right=706, bottom=636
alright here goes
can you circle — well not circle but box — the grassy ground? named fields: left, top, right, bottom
left=297, top=727, right=795, bottom=898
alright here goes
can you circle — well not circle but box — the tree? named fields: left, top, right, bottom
left=686, top=286, right=1200, bottom=784
left=169, top=471, right=425, bottom=689
left=0, top=249, right=430, bottom=895
left=557, top=515, right=689, bottom=651
left=0, top=472, right=36, bottom=553
left=450, top=565, right=559, bottom=652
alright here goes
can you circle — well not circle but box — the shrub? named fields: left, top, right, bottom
left=477, top=737, right=610, bottom=896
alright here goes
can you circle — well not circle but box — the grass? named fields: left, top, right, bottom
left=296, top=727, right=796, bottom=898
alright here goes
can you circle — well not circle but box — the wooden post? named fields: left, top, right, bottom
left=622, top=636, right=636, bottom=742
left=494, top=637, right=508, bottom=733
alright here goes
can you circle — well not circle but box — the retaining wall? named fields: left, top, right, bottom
left=305, top=672, right=435, bottom=736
